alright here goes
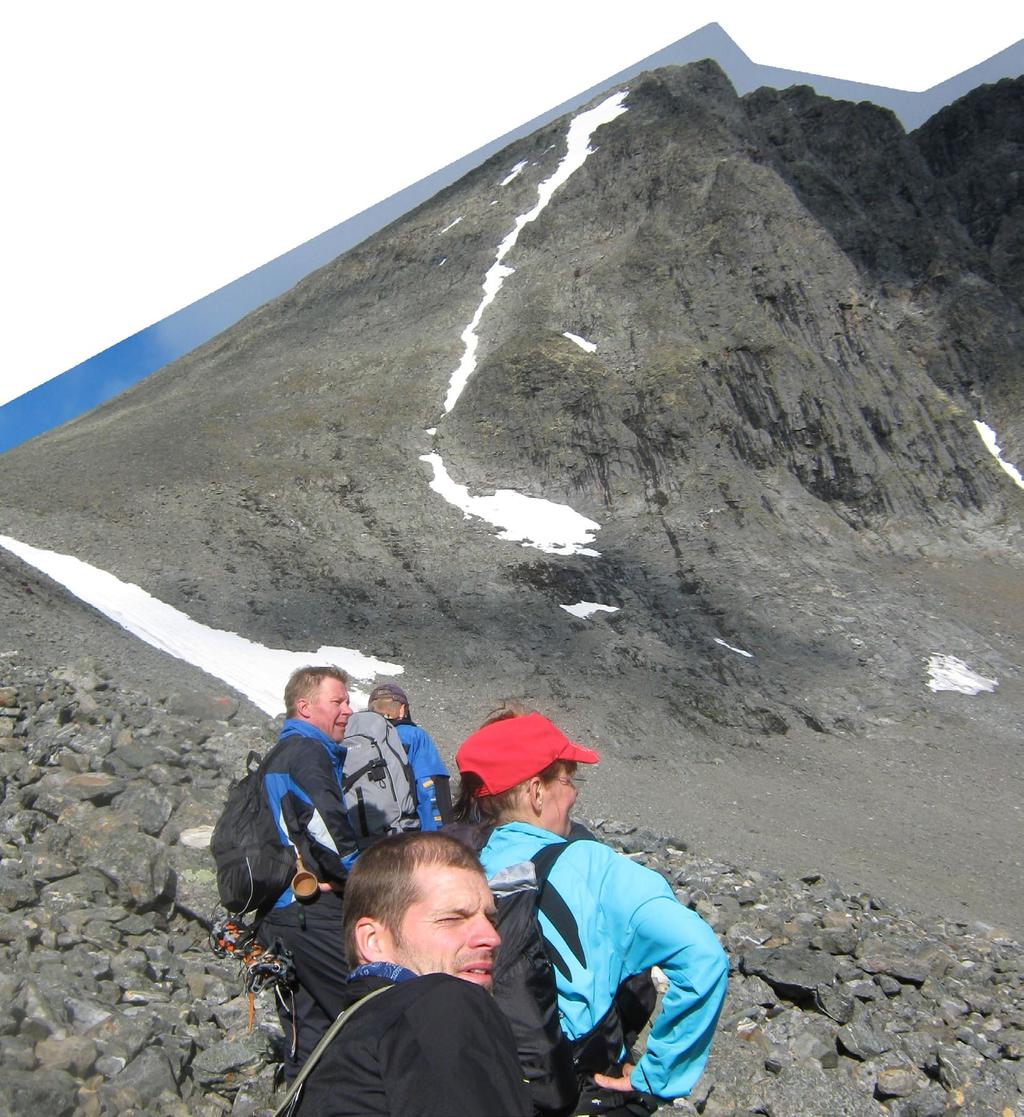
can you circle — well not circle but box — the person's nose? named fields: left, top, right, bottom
left=469, top=913, right=500, bottom=949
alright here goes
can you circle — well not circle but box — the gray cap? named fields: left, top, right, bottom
left=368, top=682, right=409, bottom=707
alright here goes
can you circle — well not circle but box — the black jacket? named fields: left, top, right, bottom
left=296, top=974, right=532, bottom=1117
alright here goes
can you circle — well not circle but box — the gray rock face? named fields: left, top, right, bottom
left=740, top=945, right=837, bottom=1000
left=0, top=658, right=1021, bottom=1115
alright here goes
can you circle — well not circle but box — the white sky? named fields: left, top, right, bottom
left=3, top=2, right=1023, bottom=408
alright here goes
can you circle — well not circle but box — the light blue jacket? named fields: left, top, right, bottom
left=479, top=822, right=728, bottom=1100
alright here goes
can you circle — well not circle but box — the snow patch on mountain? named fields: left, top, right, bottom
left=443, top=89, right=627, bottom=414
left=422, top=91, right=627, bottom=558
left=974, top=420, right=1024, bottom=488
left=926, top=653, right=997, bottom=695
left=438, top=216, right=464, bottom=234
left=561, top=601, right=619, bottom=618
left=499, top=160, right=528, bottom=186
left=563, top=332, right=597, bottom=352
left=419, top=453, right=600, bottom=556
left=0, top=534, right=402, bottom=714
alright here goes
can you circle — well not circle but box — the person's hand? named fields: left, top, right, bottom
left=318, top=881, right=334, bottom=892
left=592, top=1063, right=636, bottom=1092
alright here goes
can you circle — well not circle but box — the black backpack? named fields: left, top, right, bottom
left=490, top=841, right=580, bottom=1117
left=210, top=749, right=296, bottom=916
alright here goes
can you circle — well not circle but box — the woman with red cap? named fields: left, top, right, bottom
left=454, top=709, right=728, bottom=1114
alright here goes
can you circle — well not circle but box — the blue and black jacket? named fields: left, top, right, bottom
left=261, top=719, right=359, bottom=908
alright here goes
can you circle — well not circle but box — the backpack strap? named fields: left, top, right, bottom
left=341, top=754, right=389, bottom=792
left=271, top=984, right=391, bottom=1117
left=529, top=837, right=574, bottom=884
left=531, top=840, right=588, bottom=979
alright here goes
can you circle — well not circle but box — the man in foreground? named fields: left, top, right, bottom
left=257, top=665, right=358, bottom=1079
left=293, top=832, right=531, bottom=1117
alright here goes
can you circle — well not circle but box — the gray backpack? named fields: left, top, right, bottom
left=342, top=711, right=419, bottom=849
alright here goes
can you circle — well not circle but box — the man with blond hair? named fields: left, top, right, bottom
left=257, top=665, right=357, bottom=1081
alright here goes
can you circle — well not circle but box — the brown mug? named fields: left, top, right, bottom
left=291, top=851, right=320, bottom=902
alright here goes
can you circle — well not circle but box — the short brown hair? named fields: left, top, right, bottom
left=284, top=665, right=350, bottom=718
left=342, top=832, right=485, bottom=966
left=453, top=760, right=573, bottom=824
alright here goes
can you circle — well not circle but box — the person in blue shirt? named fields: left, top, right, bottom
left=453, top=709, right=728, bottom=1112
left=368, top=682, right=452, bottom=829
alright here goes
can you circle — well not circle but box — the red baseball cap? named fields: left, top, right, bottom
left=456, top=712, right=600, bottom=797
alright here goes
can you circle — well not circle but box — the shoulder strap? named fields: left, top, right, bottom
left=271, top=985, right=391, bottom=1117
left=529, top=837, right=575, bottom=885
left=441, top=821, right=493, bottom=852
left=530, top=839, right=589, bottom=977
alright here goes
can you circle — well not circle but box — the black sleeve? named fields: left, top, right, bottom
left=433, top=776, right=453, bottom=825
left=382, top=977, right=532, bottom=1117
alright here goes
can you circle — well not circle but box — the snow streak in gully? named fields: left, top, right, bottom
left=421, top=89, right=629, bottom=558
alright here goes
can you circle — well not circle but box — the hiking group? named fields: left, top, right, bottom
left=211, top=666, right=728, bottom=1117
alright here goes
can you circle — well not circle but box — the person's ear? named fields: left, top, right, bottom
left=353, top=917, right=396, bottom=964
left=527, top=775, right=545, bottom=816
left=295, top=694, right=312, bottom=720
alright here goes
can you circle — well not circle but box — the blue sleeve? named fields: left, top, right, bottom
left=581, top=849, right=726, bottom=1099
left=263, top=739, right=358, bottom=889
left=396, top=726, right=450, bottom=831
left=609, top=866, right=727, bottom=1098
left=396, top=725, right=448, bottom=780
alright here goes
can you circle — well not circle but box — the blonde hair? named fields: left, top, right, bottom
left=284, top=665, right=349, bottom=717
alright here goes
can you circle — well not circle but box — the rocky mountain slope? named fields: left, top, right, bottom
left=0, top=659, right=1021, bottom=1115
left=1, top=59, right=1022, bottom=940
